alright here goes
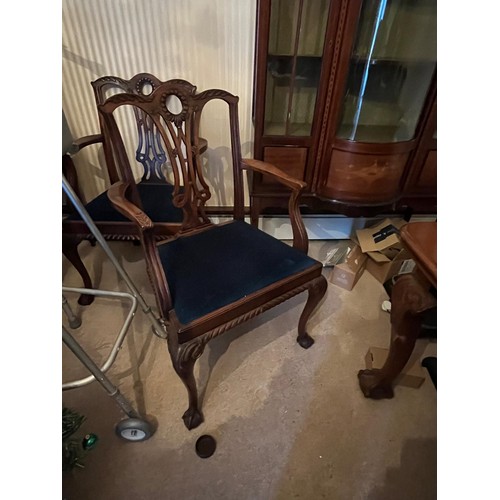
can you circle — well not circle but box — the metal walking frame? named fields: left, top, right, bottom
left=62, top=174, right=167, bottom=441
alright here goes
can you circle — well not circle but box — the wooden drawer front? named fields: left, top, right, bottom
left=322, top=149, right=410, bottom=203
left=262, top=147, right=308, bottom=185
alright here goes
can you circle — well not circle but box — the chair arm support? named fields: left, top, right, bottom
left=241, top=158, right=309, bottom=254
left=107, top=182, right=154, bottom=230
left=71, top=134, right=104, bottom=153
left=108, top=181, right=173, bottom=314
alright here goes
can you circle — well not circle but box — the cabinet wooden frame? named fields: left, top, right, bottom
left=251, top=0, right=437, bottom=219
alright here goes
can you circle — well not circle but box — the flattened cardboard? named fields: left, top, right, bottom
left=366, top=251, right=391, bottom=263
left=365, top=347, right=426, bottom=389
left=323, top=242, right=367, bottom=291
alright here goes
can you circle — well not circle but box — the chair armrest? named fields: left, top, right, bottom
left=71, top=134, right=104, bottom=153
left=62, top=135, right=105, bottom=205
left=107, top=182, right=154, bottom=230
left=241, top=158, right=307, bottom=191
left=241, top=158, right=309, bottom=254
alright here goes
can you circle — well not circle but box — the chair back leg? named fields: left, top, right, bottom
left=62, top=234, right=95, bottom=305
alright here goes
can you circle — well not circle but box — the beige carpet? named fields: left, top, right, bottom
left=62, top=239, right=436, bottom=500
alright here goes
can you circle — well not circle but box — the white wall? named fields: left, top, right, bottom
left=62, top=0, right=256, bottom=204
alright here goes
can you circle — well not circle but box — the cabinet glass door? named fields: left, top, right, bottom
left=336, top=0, right=436, bottom=143
left=264, top=0, right=329, bottom=136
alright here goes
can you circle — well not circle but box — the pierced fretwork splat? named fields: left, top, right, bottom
left=157, top=113, right=211, bottom=229
left=135, top=111, right=168, bottom=182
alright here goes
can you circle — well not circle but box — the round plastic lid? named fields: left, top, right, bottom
left=195, top=434, right=216, bottom=458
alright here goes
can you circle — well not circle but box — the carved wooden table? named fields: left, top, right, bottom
left=358, top=221, right=437, bottom=399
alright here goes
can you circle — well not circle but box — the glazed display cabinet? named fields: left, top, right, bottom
left=251, top=0, right=437, bottom=222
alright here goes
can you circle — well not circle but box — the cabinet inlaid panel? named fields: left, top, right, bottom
left=322, top=149, right=409, bottom=203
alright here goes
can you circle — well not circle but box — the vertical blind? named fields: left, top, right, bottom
left=62, top=0, right=256, bottom=205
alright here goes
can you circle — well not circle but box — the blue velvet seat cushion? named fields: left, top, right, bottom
left=157, top=220, right=318, bottom=325
left=66, top=182, right=183, bottom=223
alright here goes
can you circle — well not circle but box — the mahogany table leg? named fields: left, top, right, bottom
left=358, top=272, right=436, bottom=399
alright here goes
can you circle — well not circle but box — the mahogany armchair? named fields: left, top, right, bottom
left=102, top=80, right=328, bottom=430
left=62, top=74, right=206, bottom=304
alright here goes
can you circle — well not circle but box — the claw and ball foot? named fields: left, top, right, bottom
left=182, top=407, right=204, bottom=430
left=297, top=333, right=314, bottom=349
left=78, top=294, right=95, bottom=306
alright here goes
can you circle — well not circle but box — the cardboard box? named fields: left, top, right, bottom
left=365, top=346, right=426, bottom=389
left=365, top=248, right=414, bottom=284
left=356, top=218, right=415, bottom=284
left=323, top=241, right=367, bottom=291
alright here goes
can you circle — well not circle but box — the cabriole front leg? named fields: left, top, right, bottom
left=173, top=340, right=206, bottom=430
left=297, top=275, right=328, bottom=349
